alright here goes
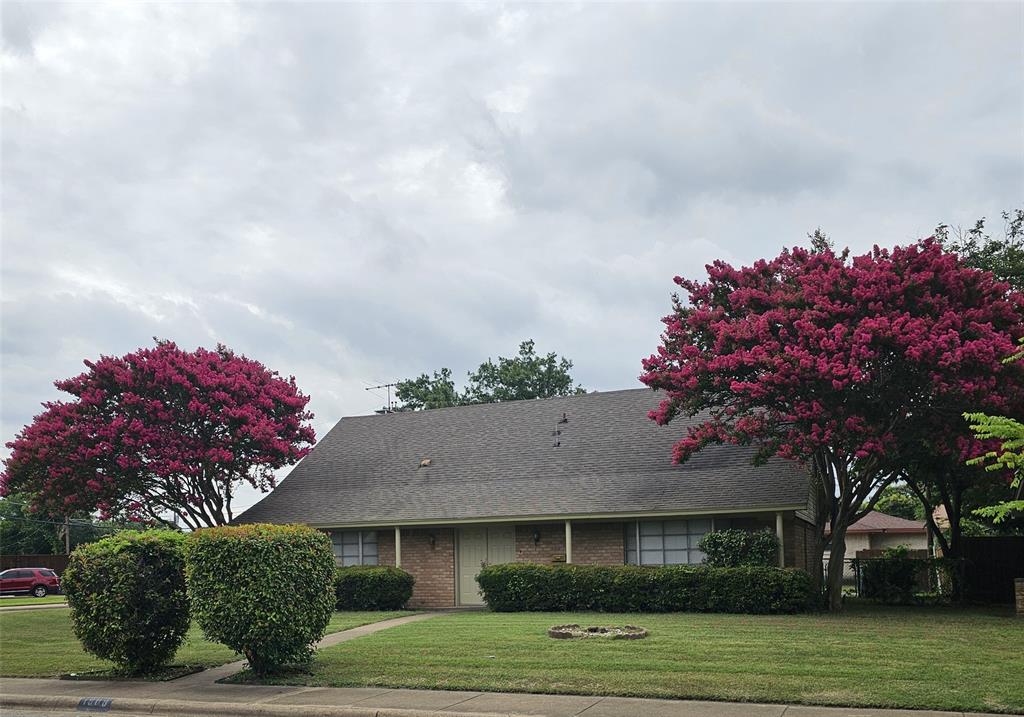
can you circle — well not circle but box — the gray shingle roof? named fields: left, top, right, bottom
left=236, top=388, right=809, bottom=527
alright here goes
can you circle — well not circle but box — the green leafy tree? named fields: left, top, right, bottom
left=937, top=208, right=1024, bottom=291
left=395, top=340, right=585, bottom=410
left=867, top=484, right=922, bottom=521
left=393, top=368, right=461, bottom=410
left=0, top=495, right=59, bottom=555
left=962, top=339, right=1024, bottom=524
left=964, top=414, right=1024, bottom=523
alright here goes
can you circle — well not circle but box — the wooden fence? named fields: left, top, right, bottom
left=961, top=536, right=1024, bottom=604
left=0, top=554, right=70, bottom=573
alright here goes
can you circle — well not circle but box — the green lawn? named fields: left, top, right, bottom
left=0, top=595, right=68, bottom=608
left=243, top=605, right=1024, bottom=714
left=0, top=609, right=413, bottom=678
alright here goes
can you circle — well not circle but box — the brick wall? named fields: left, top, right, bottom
left=397, top=528, right=455, bottom=608
left=378, top=528, right=395, bottom=566
left=514, top=523, right=566, bottom=563
left=571, top=522, right=625, bottom=565
left=779, top=513, right=820, bottom=570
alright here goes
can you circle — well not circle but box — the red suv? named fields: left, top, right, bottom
left=0, top=568, right=61, bottom=598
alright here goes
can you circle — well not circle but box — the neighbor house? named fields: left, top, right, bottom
left=843, top=511, right=929, bottom=554
left=238, top=388, right=818, bottom=608
left=824, top=510, right=930, bottom=579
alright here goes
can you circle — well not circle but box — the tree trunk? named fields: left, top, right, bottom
left=826, top=525, right=848, bottom=612
left=945, top=485, right=964, bottom=602
left=808, top=531, right=827, bottom=600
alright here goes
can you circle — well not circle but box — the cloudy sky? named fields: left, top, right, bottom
left=2, top=2, right=1022, bottom=511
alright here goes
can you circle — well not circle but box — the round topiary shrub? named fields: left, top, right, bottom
left=335, top=566, right=414, bottom=610
left=61, top=530, right=189, bottom=674
left=185, top=523, right=335, bottom=675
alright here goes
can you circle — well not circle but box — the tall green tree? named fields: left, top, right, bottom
left=936, top=208, right=1024, bottom=291
left=395, top=340, right=585, bottom=410
left=867, top=484, right=922, bottom=521
left=0, top=495, right=59, bottom=555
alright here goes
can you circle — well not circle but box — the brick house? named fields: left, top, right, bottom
left=238, top=388, right=818, bottom=608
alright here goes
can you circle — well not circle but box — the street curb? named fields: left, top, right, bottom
left=0, top=693, right=528, bottom=717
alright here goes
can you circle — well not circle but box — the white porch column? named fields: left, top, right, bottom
left=394, top=526, right=402, bottom=568
left=565, top=520, right=573, bottom=564
left=775, top=511, right=785, bottom=567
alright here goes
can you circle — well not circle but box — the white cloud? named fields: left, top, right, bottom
left=2, top=1, right=1022, bottom=510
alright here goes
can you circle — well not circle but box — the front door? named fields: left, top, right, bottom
left=457, top=525, right=515, bottom=605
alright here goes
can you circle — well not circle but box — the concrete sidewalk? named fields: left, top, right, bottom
left=0, top=677, right=996, bottom=717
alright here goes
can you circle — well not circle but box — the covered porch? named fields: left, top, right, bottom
left=326, top=509, right=815, bottom=608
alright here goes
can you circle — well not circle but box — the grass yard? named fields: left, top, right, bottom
left=242, top=604, right=1024, bottom=714
left=0, top=608, right=413, bottom=678
left=0, top=595, right=68, bottom=608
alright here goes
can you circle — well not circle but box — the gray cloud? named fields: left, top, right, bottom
left=3, top=1, right=1022, bottom=510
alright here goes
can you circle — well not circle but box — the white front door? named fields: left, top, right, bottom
left=458, top=525, right=515, bottom=605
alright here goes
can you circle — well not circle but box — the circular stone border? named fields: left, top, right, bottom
left=547, top=624, right=648, bottom=640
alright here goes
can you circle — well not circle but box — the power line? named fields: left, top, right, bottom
left=0, top=515, right=123, bottom=531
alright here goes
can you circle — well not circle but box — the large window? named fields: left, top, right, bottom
left=331, top=530, right=378, bottom=566
left=624, top=520, right=710, bottom=565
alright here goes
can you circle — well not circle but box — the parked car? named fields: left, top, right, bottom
left=0, top=568, right=61, bottom=597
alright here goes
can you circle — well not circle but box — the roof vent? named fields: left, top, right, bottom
left=419, top=458, right=432, bottom=468
left=558, top=413, right=568, bottom=424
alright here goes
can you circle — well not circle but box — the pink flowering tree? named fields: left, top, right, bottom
left=641, top=239, right=1024, bottom=611
left=2, top=340, right=316, bottom=529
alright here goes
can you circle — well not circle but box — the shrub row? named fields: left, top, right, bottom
left=476, top=562, right=813, bottom=614
left=64, top=523, right=394, bottom=676
left=335, top=565, right=414, bottom=610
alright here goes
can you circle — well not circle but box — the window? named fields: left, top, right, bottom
left=624, top=520, right=710, bottom=565
left=39, top=569, right=57, bottom=577
left=331, top=530, right=378, bottom=566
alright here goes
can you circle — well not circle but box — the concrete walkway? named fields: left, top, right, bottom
left=172, top=611, right=441, bottom=687
left=0, top=612, right=997, bottom=717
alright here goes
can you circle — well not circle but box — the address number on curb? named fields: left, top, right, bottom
left=77, top=697, right=113, bottom=712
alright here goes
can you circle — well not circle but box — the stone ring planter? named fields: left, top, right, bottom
left=547, top=624, right=648, bottom=640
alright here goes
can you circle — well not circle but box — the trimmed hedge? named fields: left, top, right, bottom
left=476, top=563, right=813, bottom=614
left=62, top=530, right=189, bottom=674
left=699, top=529, right=779, bottom=567
left=185, top=523, right=335, bottom=674
left=335, top=566, right=414, bottom=610
left=860, top=545, right=921, bottom=604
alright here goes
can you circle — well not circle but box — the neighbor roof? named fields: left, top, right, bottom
left=236, top=388, right=809, bottom=527
left=845, top=510, right=926, bottom=535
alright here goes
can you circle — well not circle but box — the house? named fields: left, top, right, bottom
left=843, top=511, right=929, bottom=554
left=237, top=388, right=818, bottom=608
left=824, top=510, right=930, bottom=579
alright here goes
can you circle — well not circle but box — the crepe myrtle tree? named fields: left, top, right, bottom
left=641, top=239, right=1024, bottom=611
left=1, top=340, right=316, bottom=529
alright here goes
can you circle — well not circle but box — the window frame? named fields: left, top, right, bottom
left=331, top=530, right=379, bottom=567
left=624, top=519, right=710, bottom=566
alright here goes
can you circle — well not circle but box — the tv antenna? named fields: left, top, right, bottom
left=366, top=382, right=399, bottom=413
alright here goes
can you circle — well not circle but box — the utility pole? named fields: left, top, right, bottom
left=64, top=516, right=70, bottom=554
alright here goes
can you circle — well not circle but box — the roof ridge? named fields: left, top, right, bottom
left=339, top=386, right=654, bottom=423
